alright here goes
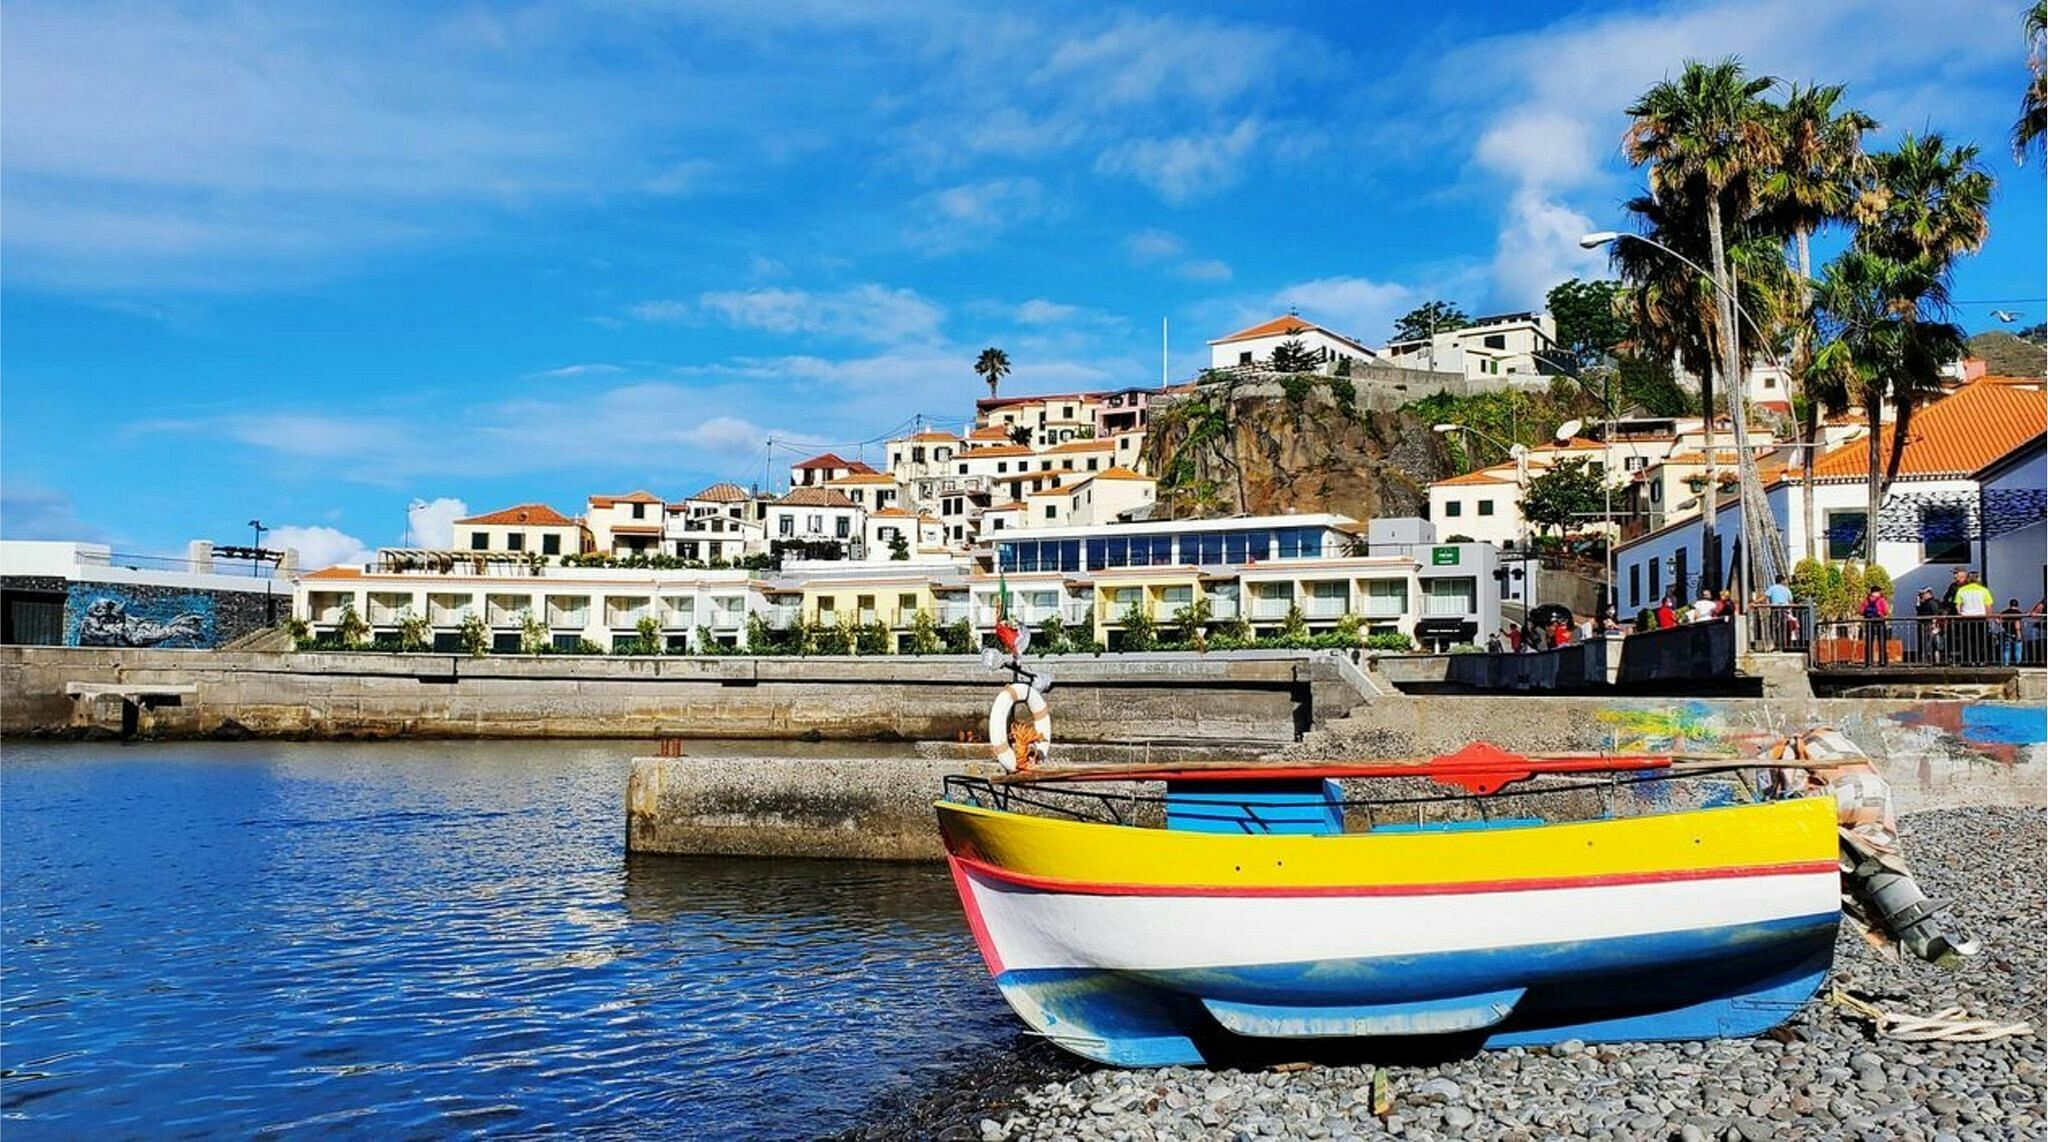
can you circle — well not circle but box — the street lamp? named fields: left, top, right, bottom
left=1579, top=229, right=1792, bottom=601
left=248, top=519, right=267, bottom=576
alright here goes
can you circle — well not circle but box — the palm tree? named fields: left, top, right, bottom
left=1758, top=82, right=1876, bottom=558
left=2016, top=1, right=2046, bottom=164
left=1811, top=251, right=1968, bottom=560
left=1623, top=59, right=1779, bottom=587
left=1854, top=132, right=1994, bottom=267
left=974, top=347, right=1011, bottom=400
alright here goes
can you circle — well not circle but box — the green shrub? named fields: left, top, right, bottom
left=941, top=619, right=975, bottom=655
left=1034, top=615, right=1071, bottom=655
left=335, top=602, right=370, bottom=650
left=518, top=612, right=548, bottom=655
left=1212, top=615, right=1251, bottom=644
left=1280, top=603, right=1308, bottom=643
left=906, top=610, right=942, bottom=655
left=1279, top=375, right=1313, bottom=405
left=635, top=614, right=662, bottom=655
left=1119, top=603, right=1157, bottom=651
left=458, top=613, right=489, bottom=657
left=1333, top=613, right=1362, bottom=646
left=1330, top=376, right=1357, bottom=413
left=856, top=620, right=891, bottom=656
left=1362, top=632, right=1414, bottom=652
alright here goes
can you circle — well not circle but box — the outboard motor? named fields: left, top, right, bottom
left=1769, top=729, right=1979, bottom=966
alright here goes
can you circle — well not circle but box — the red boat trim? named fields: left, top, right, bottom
left=947, top=855, right=1007, bottom=975
left=951, top=854, right=1841, bottom=899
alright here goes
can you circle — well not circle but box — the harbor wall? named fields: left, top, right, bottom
left=0, top=646, right=1342, bottom=745
left=629, top=694, right=2045, bottom=860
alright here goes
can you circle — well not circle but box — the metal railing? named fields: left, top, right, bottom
left=1799, top=615, right=2046, bottom=669
left=1745, top=604, right=1812, bottom=655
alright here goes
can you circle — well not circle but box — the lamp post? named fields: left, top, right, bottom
left=247, top=519, right=267, bottom=577
left=1579, top=230, right=1792, bottom=601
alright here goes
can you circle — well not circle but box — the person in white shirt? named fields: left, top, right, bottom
left=1690, top=589, right=1718, bottom=624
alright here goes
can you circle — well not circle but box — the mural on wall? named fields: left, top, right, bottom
left=66, top=587, right=214, bottom=648
left=1886, top=702, right=2048, bottom=767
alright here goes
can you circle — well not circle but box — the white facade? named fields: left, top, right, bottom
left=454, top=504, right=585, bottom=558
left=1208, top=315, right=1376, bottom=374
left=1382, top=312, right=1559, bottom=381
left=766, top=488, right=865, bottom=557
left=585, top=492, right=666, bottom=556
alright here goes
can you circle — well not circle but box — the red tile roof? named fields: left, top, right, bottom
left=1210, top=315, right=1314, bottom=345
left=1047, top=438, right=1115, bottom=453
left=588, top=491, right=663, bottom=507
left=775, top=486, right=859, bottom=508
left=1433, top=468, right=1515, bottom=488
left=302, top=566, right=365, bottom=579
left=1092, top=466, right=1152, bottom=481
left=1808, top=380, right=2048, bottom=482
left=793, top=452, right=852, bottom=470
left=455, top=502, right=576, bottom=526
left=961, top=444, right=1034, bottom=458
left=686, top=482, right=750, bottom=503
left=908, top=431, right=959, bottom=442
left=825, top=472, right=900, bottom=485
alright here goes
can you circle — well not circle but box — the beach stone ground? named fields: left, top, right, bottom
left=936, top=806, right=2045, bottom=1142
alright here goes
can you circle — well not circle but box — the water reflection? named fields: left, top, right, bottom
left=0, top=741, right=1010, bottom=1141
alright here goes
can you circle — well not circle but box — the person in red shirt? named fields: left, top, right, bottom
left=1656, top=597, right=1677, bottom=629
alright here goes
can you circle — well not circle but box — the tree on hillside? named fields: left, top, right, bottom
left=1391, top=301, right=1469, bottom=344
left=1269, top=338, right=1318, bottom=373
left=1520, top=457, right=1608, bottom=537
left=975, top=347, right=1011, bottom=399
left=1545, top=279, right=1631, bottom=371
left=2017, top=0, right=2046, bottom=164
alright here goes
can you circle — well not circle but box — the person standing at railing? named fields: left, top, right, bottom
left=1861, top=586, right=1892, bottom=666
left=1953, top=573, right=1996, bottom=666
left=2001, top=599, right=2025, bottom=666
left=1656, top=597, right=1677, bottom=630
left=1914, top=587, right=1943, bottom=665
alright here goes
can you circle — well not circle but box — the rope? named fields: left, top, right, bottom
left=1827, top=987, right=2033, bottom=1042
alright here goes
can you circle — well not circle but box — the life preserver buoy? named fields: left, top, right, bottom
left=988, top=681, right=1052, bottom=772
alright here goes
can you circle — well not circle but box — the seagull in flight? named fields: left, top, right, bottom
left=1990, top=309, right=2021, bottom=323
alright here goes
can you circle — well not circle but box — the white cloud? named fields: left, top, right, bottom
left=269, top=524, right=371, bottom=570
left=1429, top=0, right=2016, bottom=309
left=905, top=178, right=1053, bottom=254
left=1490, top=191, right=1608, bottom=310
left=1269, top=277, right=1427, bottom=347
left=405, top=497, right=467, bottom=548
left=0, top=481, right=103, bottom=541
left=1125, top=228, right=1232, bottom=281
left=695, top=284, right=946, bottom=344
left=1125, top=229, right=1185, bottom=263
left=1096, top=120, right=1261, bottom=202
left=629, top=300, right=692, bottom=323
left=530, top=363, right=623, bottom=379
left=1014, top=299, right=1079, bottom=325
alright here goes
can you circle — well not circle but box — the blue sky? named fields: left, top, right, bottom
left=3, top=0, right=2042, bottom=566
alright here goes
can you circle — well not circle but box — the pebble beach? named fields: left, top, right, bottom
left=848, top=805, right=2045, bottom=1142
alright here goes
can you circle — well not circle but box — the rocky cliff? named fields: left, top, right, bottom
left=1142, top=376, right=1454, bottom=523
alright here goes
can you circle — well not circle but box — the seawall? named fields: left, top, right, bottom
left=0, top=646, right=1354, bottom=744
left=627, top=693, right=2045, bottom=860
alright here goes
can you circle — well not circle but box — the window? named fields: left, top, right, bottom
left=1445, top=501, right=1463, bottom=518
left=1624, top=456, right=1647, bottom=472
left=1763, top=376, right=1777, bottom=390
left=507, top=533, right=525, bottom=551
left=1477, top=500, right=1494, bottom=516
left=997, top=462, right=1008, bottom=473
left=1044, top=505, right=1056, bottom=519
left=1238, top=351, right=1252, bottom=365
left=1363, top=579, right=1407, bottom=616
left=957, top=463, right=968, bottom=475
left=1649, top=558, right=1661, bottom=599
left=631, top=503, right=646, bottom=519
left=1630, top=564, right=1642, bottom=609
left=779, top=517, right=794, bottom=537
left=1921, top=505, right=1969, bottom=563
left=1423, top=577, right=1477, bottom=616
left=1194, top=533, right=1223, bottom=565
left=899, top=594, right=917, bottom=612
left=1483, top=333, right=1506, bottom=350
left=1825, top=510, right=1866, bottom=561
left=835, top=516, right=850, bottom=538
left=470, top=532, right=489, bottom=550
left=542, top=534, right=561, bottom=555
left=1087, top=459, right=1099, bottom=471
left=808, top=514, right=823, bottom=534
left=990, top=518, right=1004, bottom=531
left=1062, top=405, right=1074, bottom=418
left=1650, top=481, right=1663, bottom=504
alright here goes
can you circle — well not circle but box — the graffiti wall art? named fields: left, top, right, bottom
left=65, top=586, right=214, bottom=648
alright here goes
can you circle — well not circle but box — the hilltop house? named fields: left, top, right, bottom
left=1382, top=311, right=1560, bottom=382
left=1208, top=315, right=1376, bottom=375
left=454, top=503, right=587, bottom=558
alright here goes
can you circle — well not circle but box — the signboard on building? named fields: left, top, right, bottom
left=1431, top=546, right=1460, bottom=566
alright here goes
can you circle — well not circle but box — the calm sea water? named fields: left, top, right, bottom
left=0, top=741, right=1019, bottom=1139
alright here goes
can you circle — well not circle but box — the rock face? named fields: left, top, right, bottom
left=1142, top=376, right=1453, bottom=523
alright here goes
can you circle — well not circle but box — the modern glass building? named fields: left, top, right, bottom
left=992, top=516, right=1351, bottom=574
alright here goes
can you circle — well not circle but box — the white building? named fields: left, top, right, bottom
left=585, top=491, right=666, bottom=556
left=974, top=393, right=1101, bottom=448
left=824, top=471, right=905, bottom=514
left=454, top=503, right=587, bottom=559
left=862, top=508, right=948, bottom=562
left=766, top=486, right=865, bottom=558
left=789, top=452, right=876, bottom=489
left=1057, top=467, right=1157, bottom=527
left=666, top=482, right=764, bottom=564
left=1612, top=378, right=2048, bottom=613
left=1382, top=311, right=1560, bottom=382
left=1208, top=315, right=1377, bottom=374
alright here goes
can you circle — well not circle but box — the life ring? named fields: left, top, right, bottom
left=988, top=681, right=1052, bottom=772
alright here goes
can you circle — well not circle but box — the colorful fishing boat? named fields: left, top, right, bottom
left=937, top=640, right=1973, bottom=1067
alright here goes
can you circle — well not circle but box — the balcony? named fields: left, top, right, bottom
left=764, top=604, right=801, bottom=629
left=427, top=598, right=474, bottom=624
left=935, top=601, right=974, bottom=625
left=706, top=604, right=747, bottom=630
left=1207, top=597, right=1240, bottom=620
left=1248, top=596, right=1294, bottom=620
left=1301, top=595, right=1349, bottom=620
left=487, top=599, right=533, bottom=626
